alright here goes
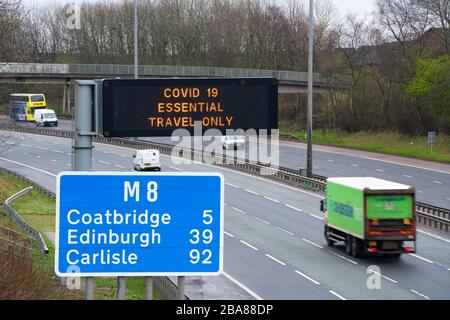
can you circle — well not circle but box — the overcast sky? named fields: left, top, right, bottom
left=23, top=0, right=377, bottom=18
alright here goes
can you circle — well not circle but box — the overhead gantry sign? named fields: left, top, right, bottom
left=100, top=78, right=278, bottom=137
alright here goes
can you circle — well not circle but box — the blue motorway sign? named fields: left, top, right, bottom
left=55, top=172, right=224, bottom=277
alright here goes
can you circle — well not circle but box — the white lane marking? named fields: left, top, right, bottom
left=157, top=155, right=325, bottom=199
left=285, top=204, right=303, bottom=212
left=417, top=190, right=425, bottom=194
left=51, top=160, right=56, bottom=162
left=329, top=290, right=346, bottom=300
left=222, top=272, right=263, bottom=300
left=103, top=151, right=109, bottom=154
left=0, top=158, right=57, bottom=177
left=52, top=150, right=63, bottom=154
left=70, top=139, right=324, bottom=200
left=244, top=189, right=259, bottom=195
left=254, top=217, right=270, bottom=225
left=446, top=197, right=450, bottom=201
left=309, top=214, right=324, bottom=221
left=231, top=207, right=246, bottom=215
left=21, top=144, right=32, bottom=147
left=367, top=267, right=398, bottom=284
left=114, top=164, right=125, bottom=169
left=36, top=156, right=41, bottom=158
left=23, top=152, right=28, bottom=155
left=224, top=231, right=235, bottom=238
left=361, top=156, right=450, bottom=175
left=240, top=240, right=259, bottom=251
left=351, top=164, right=359, bottom=167
left=403, top=175, right=412, bottom=178
left=302, top=238, right=324, bottom=249
left=99, top=160, right=111, bottom=165
left=432, top=181, right=442, bottom=185
left=417, top=229, right=450, bottom=244
left=226, top=183, right=240, bottom=188
left=277, top=227, right=294, bottom=236
left=327, top=250, right=358, bottom=265
left=36, top=146, right=48, bottom=150
left=65, top=153, right=71, bottom=156
left=265, top=254, right=286, bottom=266
left=411, top=289, right=430, bottom=300
left=263, top=196, right=280, bottom=203
left=120, top=155, right=126, bottom=158
left=294, top=270, right=320, bottom=285
left=327, top=159, right=334, bottom=162
left=376, top=169, right=384, bottom=172
left=66, top=164, right=71, bottom=167
left=410, top=254, right=433, bottom=264
left=169, top=166, right=183, bottom=171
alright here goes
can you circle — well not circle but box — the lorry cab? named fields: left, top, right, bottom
left=133, top=149, right=161, bottom=171
left=35, top=109, right=58, bottom=127
left=323, top=177, right=416, bottom=258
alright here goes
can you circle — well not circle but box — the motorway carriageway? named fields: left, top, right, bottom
left=1, top=131, right=449, bottom=300
left=10, top=118, right=450, bottom=209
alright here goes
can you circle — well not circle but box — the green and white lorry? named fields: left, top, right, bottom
left=321, top=177, right=416, bottom=258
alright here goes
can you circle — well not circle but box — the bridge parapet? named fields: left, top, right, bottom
left=1, top=62, right=349, bottom=88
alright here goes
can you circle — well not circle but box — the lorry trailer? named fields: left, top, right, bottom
left=321, top=177, right=416, bottom=258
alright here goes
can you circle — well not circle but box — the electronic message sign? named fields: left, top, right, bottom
left=101, top=78, right=278, bottom=137
left=55, top=172, right=224, bottom=277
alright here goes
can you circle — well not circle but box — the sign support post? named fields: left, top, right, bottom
left=73, top=80, right=96, bottom=300
left=177, top=276, right=186, bottom=300
left=145, top=277, right=153, bottom=300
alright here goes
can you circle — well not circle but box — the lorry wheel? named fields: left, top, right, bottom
left=345, top=235, right=352, bottom=256
left=351, top=237, right=362, bottom=258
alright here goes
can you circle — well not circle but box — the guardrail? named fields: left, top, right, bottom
left=0, top=122, right=448, bottom=233
left=3, top=186, right=49, bottom=255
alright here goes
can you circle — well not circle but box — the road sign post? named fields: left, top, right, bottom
left=55, top=172, right=224, bottom=281
left=428, top=131, right=436, bottom=154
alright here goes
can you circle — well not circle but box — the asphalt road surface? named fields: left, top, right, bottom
left=1, top=131, right=449, bottom=299
left=4, top=117, right=448, bottom=209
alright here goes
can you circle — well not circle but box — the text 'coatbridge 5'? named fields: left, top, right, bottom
left=101, top=78, right=278, bottom=137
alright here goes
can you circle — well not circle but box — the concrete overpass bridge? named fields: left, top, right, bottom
left=0, top=62, right=349, bottom=112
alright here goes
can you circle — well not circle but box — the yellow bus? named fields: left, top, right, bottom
left=8, top=93, right=47, bottom=122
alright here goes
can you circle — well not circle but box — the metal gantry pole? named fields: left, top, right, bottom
left=306, top=0, right=314, bottom=178
left=134, top=0, right=138, bottom=79
left=74, top=80, right=95, bottom=300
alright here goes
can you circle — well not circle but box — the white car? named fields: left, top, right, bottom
left=221, top=135, right=245, bottom=150
left=132, top=149, right=161, bottom=171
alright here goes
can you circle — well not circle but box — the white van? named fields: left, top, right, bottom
left=34, top=109, right=58, bottom=127
left=133, top=149, right=161, bottom=171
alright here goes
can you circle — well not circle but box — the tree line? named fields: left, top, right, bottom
left=1, top=0, right=449, bottom=134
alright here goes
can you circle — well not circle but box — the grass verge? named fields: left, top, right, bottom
left=0, top=173, right=156, bottom=299
left=280, top=123, right=450, bottom=164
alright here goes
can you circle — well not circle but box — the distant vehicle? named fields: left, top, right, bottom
left=34, top=109, right=58, bottom=127
left=321, top=177, right=416, bottom=258
left=221, top=135, right=245, bottom=150
left=133, top=149, right=161, bottom=171
left=8, top=93, right=47, bottom=122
